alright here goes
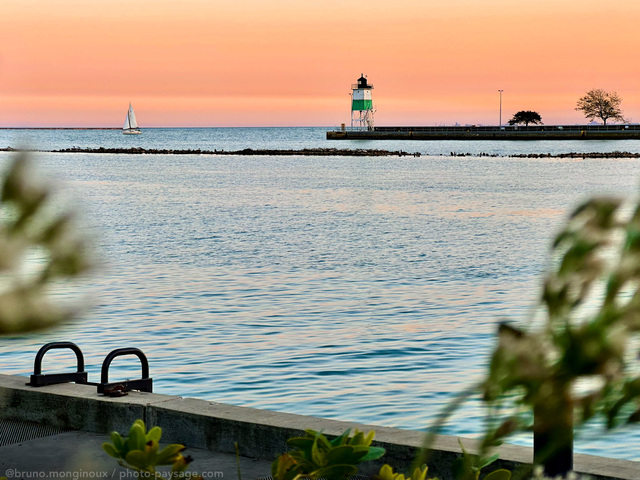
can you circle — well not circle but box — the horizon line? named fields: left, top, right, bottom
left=1, top=122, right=638, bottom=130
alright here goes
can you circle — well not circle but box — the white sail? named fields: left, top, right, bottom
left=127, top=103, right=138, bottom=129
left=122, top=102, right=141, bottom=133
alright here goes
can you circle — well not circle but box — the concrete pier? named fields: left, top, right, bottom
left=0, top=374, right=638, bottom=479
left=327, top=124, right=640, bottom=140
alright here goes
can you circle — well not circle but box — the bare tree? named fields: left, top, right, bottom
left=575, top=89, right=626, bottom=126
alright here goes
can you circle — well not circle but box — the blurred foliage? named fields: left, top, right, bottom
left=450, top=440, right=510, bottom=480
left=484, top=195, right=640, bottom=437
left=0, top=153, right=93, bottom=334
left=374, top=463, right=431, bottom=480
left=529, top=468, right=592, bottom=480
left=102, top=419, right=200, bottom=478
left=272, top=428, right=385, bottom=480
left=421, top=193, right=640, bottom=472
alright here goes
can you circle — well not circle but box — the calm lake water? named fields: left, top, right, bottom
left=1, top=127, right=640, bottom=461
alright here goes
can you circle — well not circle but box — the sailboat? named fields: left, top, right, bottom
left=122, top=102, right=141, bottom=135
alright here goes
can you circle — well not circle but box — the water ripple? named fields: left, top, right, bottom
left=2, top=139, right=640, bottom=459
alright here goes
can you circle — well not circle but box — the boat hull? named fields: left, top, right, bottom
left=122, top=129, right=141, bottom=135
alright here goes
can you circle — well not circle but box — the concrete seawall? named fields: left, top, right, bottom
left=0, top=374, right=637, bottom=479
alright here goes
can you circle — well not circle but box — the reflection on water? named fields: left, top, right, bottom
left=1, top=136, right=640, bottom=460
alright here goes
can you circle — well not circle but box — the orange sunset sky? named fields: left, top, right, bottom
left=1, top=0, right=639, bottom=127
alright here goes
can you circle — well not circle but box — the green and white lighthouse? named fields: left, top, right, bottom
left=351, top=74, right=375, bottom=130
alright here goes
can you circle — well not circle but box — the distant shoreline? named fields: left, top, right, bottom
left=2, top=146, right=640, bottom=158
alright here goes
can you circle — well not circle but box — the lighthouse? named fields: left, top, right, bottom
left=351, top=74, right=375, bottom=130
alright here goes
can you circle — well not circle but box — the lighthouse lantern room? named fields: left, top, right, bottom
left=351, top=74, right=375, bottom=130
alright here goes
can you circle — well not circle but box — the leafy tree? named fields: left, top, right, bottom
left=575, top=88, right=626, bottom=125
left=0, top=153, right=94, bottom=334
left=418, top=193, right=640, bottom=478
left=507, top=111, right=543, bottom=127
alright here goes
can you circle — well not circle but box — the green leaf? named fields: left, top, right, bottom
left=128, top=424, right=146, bottom=452
left=287, top=437, right=315, bottom=451
left=457, top=438, right=469, bottom=456
left=349, top=431, right=365, bottom=446
left=329, top=430, right=351, bottom=447
left=144, top=439, right=159, bottom=465
left=326, top=445, right=357, bottom=464
left=288, top=450, right=310, bottom=465
left=170, top=454, right=192, bottom=473
left=311, top=437, right=326, bottom=466
left=156, top=444, right=186, bottom=465
left=478, top=454, right=499, bottom=469
left=363, top=430, right=375, bottom=446
left=132, top=419, right=146, bottom=432
left=110, top=432, right=124, bottom=454
left=303, top=429, right=321, bottom=438
left=360, top=446, right=386, bottom=462
left=316, top=464, right=358, bottom=480
left=315, top=433, right=333, bottom=451
left=125, top=450, right=149, bottom=470
left=102, top=442, right=120, bottom=459
left=272, top=453, right=297, bottom=480
left=410, top=465, right=428, bottom=480
left=376, top=464, right=396, bottom=480
left=482, top=469, right=511, bottom=480
left=452, top=457, right=470, bottom=480
left=146, top=426, right=162, bottom=443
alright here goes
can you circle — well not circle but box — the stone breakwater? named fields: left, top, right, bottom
left=448, top=151, right=640, bottom=158
left=3, top=147, right=640, bottom=158
left=510, top=151, right=640, bottom=159
left=0, top=146, right=422, bottom=157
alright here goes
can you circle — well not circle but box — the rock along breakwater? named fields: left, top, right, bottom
left=3, top=147, right=640, bottom=159
left=447, top=151, right=640, bottom=159
left=0, top=146, right=422, bottom=157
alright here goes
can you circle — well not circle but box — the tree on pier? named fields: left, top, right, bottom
left=575, top=89, right=626, bottom=126
left=507, top=111, right=543, bottom=127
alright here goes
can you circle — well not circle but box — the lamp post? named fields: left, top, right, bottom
left=498, top=90, right=503, bottom=127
